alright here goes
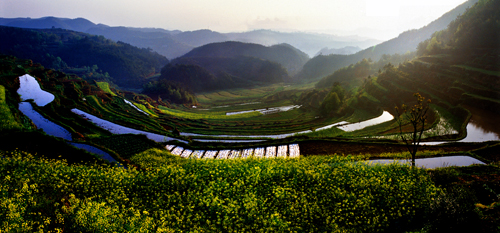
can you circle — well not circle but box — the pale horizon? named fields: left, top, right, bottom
left=1, top=0, right=469, bottom=41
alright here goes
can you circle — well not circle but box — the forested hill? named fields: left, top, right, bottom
left=0, top=26, right=169, bottom=87
left=417, top=0, right=500, bottom=55
left=353, top=0, right=479, bottom=62
left=157, top=41, right=303, bottom=92
left=358, top=0, right=500, bottom=119
left=295, top=0, right=479, bottom=81
left=163, top=56, right=288, bottom=93
left=179, top=41, right=309, bottom=76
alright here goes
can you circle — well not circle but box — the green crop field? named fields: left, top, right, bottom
left=196, top=83, right=311, bottom=105
left=158, top=105, right=262, bottom=120
left=132, top=101, right=159, bottom=117
left=96, top=81, right=117, bottom=96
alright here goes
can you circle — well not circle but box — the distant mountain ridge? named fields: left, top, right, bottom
left=314, top=46, right=362, bottom=56
left=224, top=30, right=380, bottom=57
left=85, top=26, right=191, bottom=59
left=0, top=16, right=96, bottom=32
left=0, top=17, right=381, bottom=59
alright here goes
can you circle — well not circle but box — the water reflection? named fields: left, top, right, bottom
left=226, top=105, right=300, bottom=116
left=17, top=74, right=55, bottom=107
left=460, top=122, right=500, bottom=142
left=69, top=143, right=119, bottom=164
left=461, top=105, right=500, bottom=142
left=422, top=106, right=500, bottom=145
left=337, top=111, right=394, bottom=132
left=71, top=108, right=189, bottom=144
left=369, top=156, right=485, bottom=169
left=18, top=102, right=73, bottom=141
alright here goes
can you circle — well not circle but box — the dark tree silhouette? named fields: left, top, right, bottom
left=395, top=93, right=431, bottom=167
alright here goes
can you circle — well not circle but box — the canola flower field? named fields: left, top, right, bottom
left=0, top=150, right=440, bottom=232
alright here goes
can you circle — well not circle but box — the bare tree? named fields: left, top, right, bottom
left=395, top=93, right=431, bottom=167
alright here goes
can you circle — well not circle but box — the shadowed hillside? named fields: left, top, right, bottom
left=166, top=56, right=288, bottom=92
left=179, top=41, right=309, bottom=76
left=0, top=26, right=169, bottom=87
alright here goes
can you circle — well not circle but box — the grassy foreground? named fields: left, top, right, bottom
left=0, top=149, right=442, bottom=232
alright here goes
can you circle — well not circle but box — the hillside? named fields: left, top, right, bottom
left=315, top=59, right=371, bottom=89
left=166, top=56, right=288, bottom=92
left=0, top=26, right=169, bottom=87
left=295, top=0, right=479, bottom=81
left=179, top=41, right=309, bottom=76
left=357, top=0, right=500, bottom=134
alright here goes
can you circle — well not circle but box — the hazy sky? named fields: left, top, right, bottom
left=1, top=0, right=468, bottom=40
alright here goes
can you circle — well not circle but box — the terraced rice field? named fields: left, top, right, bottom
left=165, top=144, right=300, bottom=159
left=289, top=144, right=300, bottom=158
left=265, top=146, right=276, bottom=158
left=254, top=147, right=265, bottom=158
left=191, top=150, right=205, bottom=159
left=181, top=149, right=193, bottom=158
left=242, top=148, right=253, bottom=159
left=171, top=146, right=184, bottom=156
left=204, top=150, right=217, bottom=159
left=277, top=145, right=287, bottom=158
left=124, top=99, right=150, bottom=116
